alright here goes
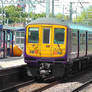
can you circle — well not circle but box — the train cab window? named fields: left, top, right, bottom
left=43, top=28, right=50, bottom=43
left=54, top=28, right=65, bottom=44
left=28, top=28, right=39, bottom=43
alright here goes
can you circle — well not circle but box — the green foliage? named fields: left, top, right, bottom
left=55, top=13, right=69, bottom=21
left=0, top=7, right=2, bottom=14
left=29, top=12, right=46, bottom=19
left=3, top=5, right=46, bottom=24
left=56, top=13, right=64, bottom=19
left=4, top=5, right=28, bottom=24
left=75, top=6, right=92, bottom=25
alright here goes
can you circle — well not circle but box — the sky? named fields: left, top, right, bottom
left=1, top=0, right=92, bottom=17
left=30, top=0, right=92, bottom=18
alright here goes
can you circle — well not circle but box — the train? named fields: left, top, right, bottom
left=24, top=17, right=92, bottom=79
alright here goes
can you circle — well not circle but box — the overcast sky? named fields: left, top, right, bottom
left=31, top=0, right=92, bottom=17
left=1, top=0, right=92, bottom=17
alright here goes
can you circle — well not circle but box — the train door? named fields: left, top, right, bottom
left=0, top=31, right=4, bottom=58
left=40, top=26, right=52, bottom=57
left=7, top=31, right=11, bottom=56
left=10, top=31, right=14, bottom=56
left=5, top=30, right=13, bottom=56
left=79, top=31, right=86, bottom=57
left=0, top=31, right=7, bottom=58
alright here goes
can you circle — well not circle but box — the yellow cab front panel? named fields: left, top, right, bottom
left=26, top=24, right=67, bottom=58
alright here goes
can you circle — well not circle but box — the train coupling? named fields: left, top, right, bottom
left=39, top=63, right=52, bottom=76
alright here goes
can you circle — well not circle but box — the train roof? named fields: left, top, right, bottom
left=69, top=23, right=92, bottom=32
left=28, top=17, right=67, bottom=25
left=28, top=17, right=92, bottom=32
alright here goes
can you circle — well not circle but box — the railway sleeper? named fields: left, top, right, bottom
left=52, top=62, right=65, bottom=79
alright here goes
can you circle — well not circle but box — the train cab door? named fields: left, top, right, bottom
left=40, top=26, right=52, bottom=57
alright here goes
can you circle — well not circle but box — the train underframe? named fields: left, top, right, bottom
left=26, top=61, right=65, bottom=79
left=26, top=56, right=92, bottom=79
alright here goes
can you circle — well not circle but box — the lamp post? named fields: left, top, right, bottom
left=46, top=0, right=50, bottom=18
left=1, top=0, right=4, bottom=25
left=52, top=0, right=54, bottom=17
left=69, top=2, right=72, bottom=22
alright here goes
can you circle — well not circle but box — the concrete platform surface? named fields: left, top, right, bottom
left=0, top=56, right=26, bottom=69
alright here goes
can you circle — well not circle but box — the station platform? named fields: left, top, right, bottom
left=0, top=56, right=26, bottom=70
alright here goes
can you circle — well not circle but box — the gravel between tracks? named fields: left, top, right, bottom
left=18, top=83, right=49, bottom=92
left=44, top=71, right=92, bottom=92
left=79, top=84, right=92, bottom=92
left=18, top=71, right=92, bottom=92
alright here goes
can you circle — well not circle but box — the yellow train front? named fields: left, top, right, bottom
left=24, top=18, right=68, bottom=78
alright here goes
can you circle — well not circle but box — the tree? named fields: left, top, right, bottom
left=29, top=12, right=46, bottom=20
left=56, top=13, right=64, bottom=19
left=55, top=13, right=69, bottom=21
left=4, top=5, right=28, bottom=24
left=74, top=6, right=92, bottom=25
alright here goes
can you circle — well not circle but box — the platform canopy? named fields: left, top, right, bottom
left=3, top=26, right=25, bottom=31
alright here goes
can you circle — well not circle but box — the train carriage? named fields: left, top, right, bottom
left=24, top=18, right=92, bottom=78
left=0, top=24, right=4, bottom=58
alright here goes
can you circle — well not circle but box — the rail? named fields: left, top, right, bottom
left=72, top=79, right=92, bottom=92
left=32, top=79, right=61, bottom=92
left=0, top=79, right=35, bottom=92
left=0, top=65, right=35, bottom=92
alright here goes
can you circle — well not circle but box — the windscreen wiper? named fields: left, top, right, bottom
left=56, top=41, right=62, bottom=52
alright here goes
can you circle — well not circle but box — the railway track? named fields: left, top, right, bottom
left=0, top=64, right=92, bottom=92
left=72, top=79, right=92, bottom=92
left=0, top=79, right=35, bottom=92
left=0, top=65, right=35, bottom=92
left=32, top=80, right=60, bottom=92
left=18, top=68, right=92, bottom=92
left=18, top=77, right=61, bottom=92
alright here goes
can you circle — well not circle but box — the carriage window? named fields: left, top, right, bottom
left=16, top=32, right=20, bottom=37
left=43, top=28, right=50, bottom=43
left=28, top=28, right=39, bottom=43
left=16, top=38, right=20, bottom=44
left=21, top=38, right=24, bottom=44
left=0, top=31, right=1, bottom=40
left=0, top=31, right=1, bottom=47
left=54, top=28, right=65, bottom=44
left=21, top=32, right=24, bottom=37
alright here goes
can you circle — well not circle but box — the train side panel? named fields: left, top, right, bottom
left=70, top=29, right=78, bottom=59
left=68, top=28, right=92, bottom=61
left=88, top=31, right=92, bottom=55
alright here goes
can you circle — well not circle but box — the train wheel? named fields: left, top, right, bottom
left=53, top=63, right=65, bottom=79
